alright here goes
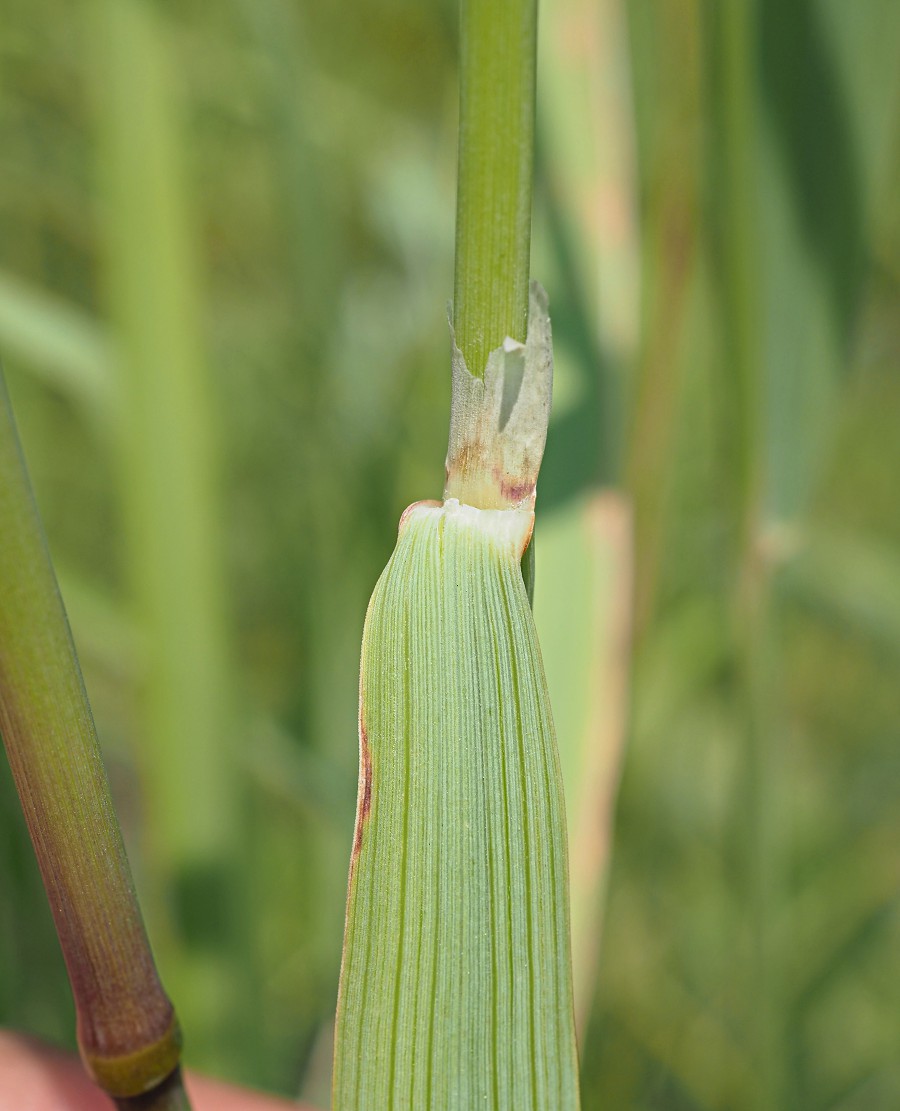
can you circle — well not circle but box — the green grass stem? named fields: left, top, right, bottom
left=0, top=369, right=188, bottom=1104
left=453, top=0, right=537, bottom=378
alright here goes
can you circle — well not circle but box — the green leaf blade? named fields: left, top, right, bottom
left=334, top=500, right=579, bottom=1110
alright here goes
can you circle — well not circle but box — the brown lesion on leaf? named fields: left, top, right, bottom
left=352, top=719, right=373, bottom=860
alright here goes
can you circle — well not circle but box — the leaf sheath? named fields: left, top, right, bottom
left=334, top=500, right=579, bottom=1110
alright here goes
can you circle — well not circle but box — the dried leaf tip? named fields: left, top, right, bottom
left=445, top=280, right=553, bottom=511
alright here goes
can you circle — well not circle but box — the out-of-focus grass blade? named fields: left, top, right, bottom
left=756, top=14, right=855, bottom=524
left=54, top=568, right=140, bottom=687
left=780, top=818, right=900, bottom=1007
left=538, top=0, right=639, bottom=377
left=603, top=912, right=752, bottom=1111
left=781, top=527, right=900, bottom=657
left=625, top=0, right=701, bottom=637
left=534, top=492, right=632, bottom=1039
left=534, top=0, right=640, bottom=510
left=756, top=0, right=900, bottom=526
left=92, top=0, right=251, bottom=1078
left=0, top=269, right=115, bottom=419
left=704, top=7, right=791, bottom=1108
left=242, top=715, right=354, bottom=823
left=334, top=500, right=579, bottom=1109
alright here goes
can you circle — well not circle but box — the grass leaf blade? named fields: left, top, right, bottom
left=334, top=501, right=579, bottom=1109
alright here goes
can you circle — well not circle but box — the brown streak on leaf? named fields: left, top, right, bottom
left=352, top=722, right=372, bottom=859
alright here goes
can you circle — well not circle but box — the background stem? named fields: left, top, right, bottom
left=0, top=369, right=189, bottom=1104
left=707, top=3, right=786, bottom=1106
left=94, top=0, right=253, bottom=1075
left=453, top=0, right=537, bottom=377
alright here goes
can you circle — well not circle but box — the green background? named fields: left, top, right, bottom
left=1, top=0, right=899, bottom=1107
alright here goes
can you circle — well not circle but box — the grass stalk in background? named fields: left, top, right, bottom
left=93, top=0, right=253, bottom=1077
left=0, top=369, right=190, bottom=1109
left=625, top=0, right=700, bottom=640
left=333, top=0, right=580, bottom=1105
left=707, top=4, right=785, bottom=1107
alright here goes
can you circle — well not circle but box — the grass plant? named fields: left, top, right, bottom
left=1, top=0, right=900, bottom=1107
left=333, top=0, right=580, bottom=1105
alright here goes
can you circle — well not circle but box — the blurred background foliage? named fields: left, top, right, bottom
left=1, top=0, right=899, bottom=1107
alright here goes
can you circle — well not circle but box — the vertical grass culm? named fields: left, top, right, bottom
left=0, top=369, right=190, bottom=1109
left=92, top=0, right=251, bottom=1076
